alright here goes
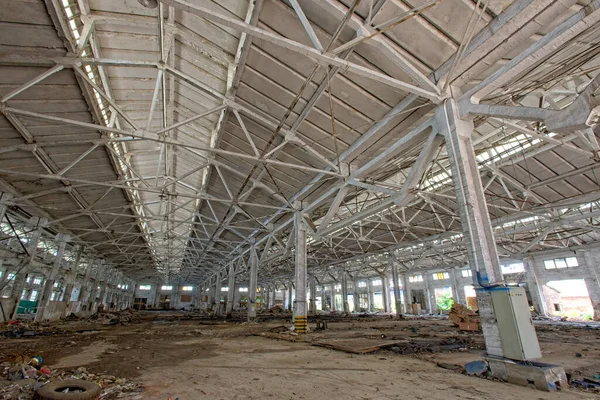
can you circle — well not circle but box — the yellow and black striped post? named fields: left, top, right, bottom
left=295, top=315, right=308, bottom=333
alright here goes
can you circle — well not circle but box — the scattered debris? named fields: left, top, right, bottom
left=0, top=357, right=142, bottom=400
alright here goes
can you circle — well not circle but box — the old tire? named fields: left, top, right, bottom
left=33, top=379, right=101, bottom=400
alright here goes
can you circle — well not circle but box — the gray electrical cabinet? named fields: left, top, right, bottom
left=490, top=287, right=542, bottom=360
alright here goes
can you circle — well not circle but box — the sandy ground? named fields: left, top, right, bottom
left=1, top=313, right=599, bottom=399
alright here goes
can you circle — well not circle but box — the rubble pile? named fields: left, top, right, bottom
left=0, top=356, right=142, bottom=400
left=448, top=304, right=480, bottom=331
left=0, top=321, right=63, bottom=338
left=86, top=309, right=137, bottom=325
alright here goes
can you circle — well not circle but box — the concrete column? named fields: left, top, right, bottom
left=330, top=284, right=335, bottom=311
left=450, top=269, right=465, bottom=305
left=97, top=269, right=113, bottom=311
left=35, top=233, right=70, bottom=322
left=321, top=284, right=326, bottom=310
left=366, top=280, right=372, bottom=312
left=153, top=282, right=161, bottom=308
left=583, top=250, right=600, bottom=320
left=272, top=287, right=277, bottom=307
left=382, top=273, right=391, bottom=313
left=248, top=241, right=258, bottom=320
left=523, top=257, right=547, bottom=315
left=441, top=98, right=532, bottom=358
left=353, top=280, right=360, bottom=312
left=226, top=261, right=236, bottom=317
left=77, top=259, right=93, bottom=305
left=265, top=286, right=271, bottom=310
left=390, top=258, right=402, bottom=317
left=214, top=272, right=222, bottom=315
left=10, top=217, right=46, bottom=320
left=293, top=207, right=308, bottom=332
left=341, top=270, right=349, bottom=313
left=425, top=273, right=437, bottom=314
left=63, top=246, right=83, bottom=317
left=87, top=266, right=101, bottom=311
left=401, top=273, right=410, bottom=314
left=287, top=284, right=293, bottom=311
left=308, top=274, right=316, bottom=314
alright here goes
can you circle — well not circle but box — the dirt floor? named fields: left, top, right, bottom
left=1, top=311, right=600, bottom=399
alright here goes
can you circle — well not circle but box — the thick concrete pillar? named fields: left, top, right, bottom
left=341, top=271, right=349, bottom=313
left=10, top=217, right=46, bottom=320
left=425, top=273, right=437, bottom=314
left=272, top=287, right=277, bottom=307
left=226, top=261, right=236, bottom=317
left=330, top=284, right=336, bottom=311
left=214, top=272, right=222, bottom=315
left=441, top=98, right=533, bottom=358
left=287, top=283, right=293, bottom=311
left=450, top=269, right=465, bottom=305
left=98, top=269, right=114, bottom=311
left=265, top=287, right=271, bottom=310
left=293, top=207, right=308, bottom=332
left=77, top=259, right=93, bottom=307
left=88, top=267, right=101, bottom=311
left=382, top=274, right=391, bottom=313
left=36, top=233, right=70, bottom=322
left=353, top=280, right=360, bottom=312
left=308, top=274, right=316, bottom=314
left=63, top=246, right=83, bottom=317
left=366, top=280, right=372, bottom=312
left=248, top=241, right=258, bottom=320
left=153, top=281, right=161, bottom=308
left=523, top=257, right=547, bottom=315
left=401, top=273, right=410, bottom=314
left=390, top=258, right=402, bottom=317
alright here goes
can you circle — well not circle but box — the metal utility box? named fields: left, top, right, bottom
left=490, top=287, right=542, bottom=360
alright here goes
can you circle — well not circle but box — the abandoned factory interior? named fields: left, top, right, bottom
left=1, top=0, right=600, bottom=398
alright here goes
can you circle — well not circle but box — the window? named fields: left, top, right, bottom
left=7, top=273, right=15, bottom=281
left=33, top=277, right=43, bottom=285
left=0, top=271, right=2, bottom=278
left=432, top=272, right=449, bottom=280
left=501, top=263, right=525, bottom=274
left=371, top=279, right=382, bottom=286
left=53, top=282, right=59, bottom=288
left=221, top=287, right=229, bottom=291
left=26, top=277, right=31, bottom=284
left=161, top=285, right=173, bottom=291
left=544, top=257, right=578, bottom=270
left=182, top=286, right=193, bottom=292
left=21, top=290, right=28, bottom=300
left=461, top=269, right=472, bottom=278
left=334, top=284, right=342, bottom=290
left=50, top=292, right=57, bottom=301
left=139, top=284, right=151, bottom=290
left=30, top=290, right=38, bottom=302
left=357, top=281, right=367, bottom=288
left=409, top=275, right=423, bottom=283
left=239, top=287, right=248, bottom=292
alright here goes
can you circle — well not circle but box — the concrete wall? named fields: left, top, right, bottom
left=525, top=248, right=600, bottom=319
